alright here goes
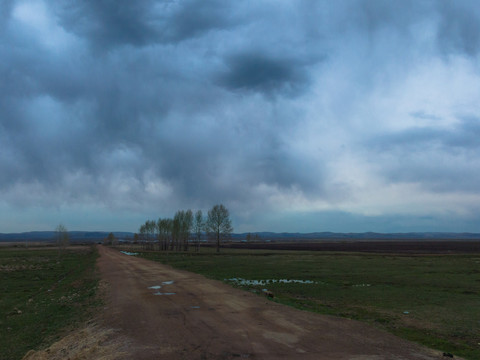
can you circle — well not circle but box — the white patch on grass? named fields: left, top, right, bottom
left=120, top=251, right=138, bottom=256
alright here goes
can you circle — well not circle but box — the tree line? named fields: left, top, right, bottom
left=136, top=204, right=233, bottom=252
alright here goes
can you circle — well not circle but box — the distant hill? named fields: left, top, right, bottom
left=1, top=231, right=480, bottom=243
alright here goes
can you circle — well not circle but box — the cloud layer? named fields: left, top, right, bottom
left=1, top=0, right=480, bottom=232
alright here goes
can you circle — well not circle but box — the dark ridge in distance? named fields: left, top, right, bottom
left=1, top=231, right=480, bottom=242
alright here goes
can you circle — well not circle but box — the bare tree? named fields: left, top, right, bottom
left=164, top=218, right=173, bottom=251
left=139, top=224, right=147, bottom=249
left=182, top=210, right=193, bottom=251
left=193, top=210, right=204, bottom=252
left=104, top=232, right=117, bottom=246
left=172, top=210, right=193, bottom=251
left=147, top=220, right=156, bottom=250
left=55, top=224, right=69, bottom=255
left=157, top=218, right=173, bottom=251
left=139, top=220, right=156, bottom=250
left=206, top=204, right=233, bottom=253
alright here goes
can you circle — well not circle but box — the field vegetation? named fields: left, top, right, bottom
left=137, top=248, right=480, bottom=359
left=0, top=246, right=99, bottom=360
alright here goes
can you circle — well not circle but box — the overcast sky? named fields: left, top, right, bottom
left=1, top=0, right=480, bottom=233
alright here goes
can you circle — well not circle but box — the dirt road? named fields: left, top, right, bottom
left=95, top=246, right=445, bottom=359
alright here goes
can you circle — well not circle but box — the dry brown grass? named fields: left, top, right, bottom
left=22, top=323, right=130, bottom=360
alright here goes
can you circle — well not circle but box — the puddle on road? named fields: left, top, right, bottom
left=191, top=306, right=200, bottom=309
left=149, top=281, right=175, bottom=295
left=120, top=251, right=139, bottom=256
left=154, top=292, right=176, bottom=296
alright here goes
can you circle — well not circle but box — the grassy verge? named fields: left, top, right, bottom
left=137, top=248, right=480, bottom=359
left=0, top=246, right=100, bottom=360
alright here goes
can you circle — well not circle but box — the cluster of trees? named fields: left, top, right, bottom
left=137, top=204, right=233, bottom=252
left=245, top=233, right=261, bottom=242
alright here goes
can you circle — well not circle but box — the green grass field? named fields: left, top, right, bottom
left=0, top=246, right=99, bottom=360
left=137, top=248, right=480, bottom=359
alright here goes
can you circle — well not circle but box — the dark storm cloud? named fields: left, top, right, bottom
left=166, top=0, right=235, bottom=41
left=55, top=0, right=161, bottom=48
left=218, top=53, right=312, bottom=95
left=2, top=0, right=480, bottom=232
left=437, top=2, right=480, bottom=56
left=54, top=0, right=235, bottom=49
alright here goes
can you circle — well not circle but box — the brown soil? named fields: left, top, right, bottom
left=26, top=246, right=450, bottom=359
left=224, top=240, right=480, bottom=254
left=22, top=324, right=129, bottom=360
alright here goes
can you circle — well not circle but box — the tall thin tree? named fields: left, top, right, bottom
left=193, top=210, right=204, bottom=252
left=206, top=204, right=233, bottom=253
left=55, top=224, right=69, bottom=256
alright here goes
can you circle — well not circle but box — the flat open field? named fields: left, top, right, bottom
left=5, top=242, right=478, bottom=359
left=0, top=246, right=99, bottom=360
left=136, top=245, right=480, bottom=359
left=76, top=246, right=446, bottom=359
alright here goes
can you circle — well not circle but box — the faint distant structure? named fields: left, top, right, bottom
left=55, top=224, right=69, bottom=255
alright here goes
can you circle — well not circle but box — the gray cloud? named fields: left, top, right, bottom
left=0, top=1, right=14, bottom=29
left=53, top=0, right=236, bottom=50
left=54, top=0, right=163, bottom=48
left=368, top=117, right=480, bottom=193
left=371, top=117, right=480, bottom=152
left=1, top=0, right=480, bottom=232
left=218, top=53, right=312, bottom=96
left=437, top=2, right=480, bottom=56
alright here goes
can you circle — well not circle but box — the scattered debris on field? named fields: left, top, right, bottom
left=262, top=289, right=274, bottom=298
